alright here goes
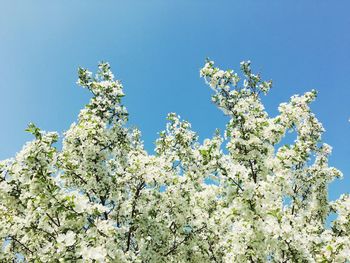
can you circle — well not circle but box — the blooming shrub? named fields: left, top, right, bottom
left=0, top=60, right=348, bottom=262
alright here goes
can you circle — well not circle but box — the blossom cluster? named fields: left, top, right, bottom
left=0, top=60, right=348, bottom=262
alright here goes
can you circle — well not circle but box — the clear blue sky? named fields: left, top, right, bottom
left=0, top=1, right=349, bottom=201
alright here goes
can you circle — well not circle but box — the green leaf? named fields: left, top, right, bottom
left=25, top=122, right=42, bottom=139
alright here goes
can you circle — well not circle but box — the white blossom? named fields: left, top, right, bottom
left=0, top=60, right=347, bottom=262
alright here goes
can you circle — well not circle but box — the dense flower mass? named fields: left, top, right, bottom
left=0, top=60, right=348, bottom=262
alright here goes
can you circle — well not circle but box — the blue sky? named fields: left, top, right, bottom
left=0, top=1, right=349, bottom=200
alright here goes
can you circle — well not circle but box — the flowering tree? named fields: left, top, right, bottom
left=0, top=60, right=349, bottom=262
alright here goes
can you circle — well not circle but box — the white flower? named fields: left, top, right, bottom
left=57, top=231, right=76, bottom=247
left=81, top=246, right=107, bottom=262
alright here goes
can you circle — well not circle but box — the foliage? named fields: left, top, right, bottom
left=0, top=60, right=349, bottom=262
